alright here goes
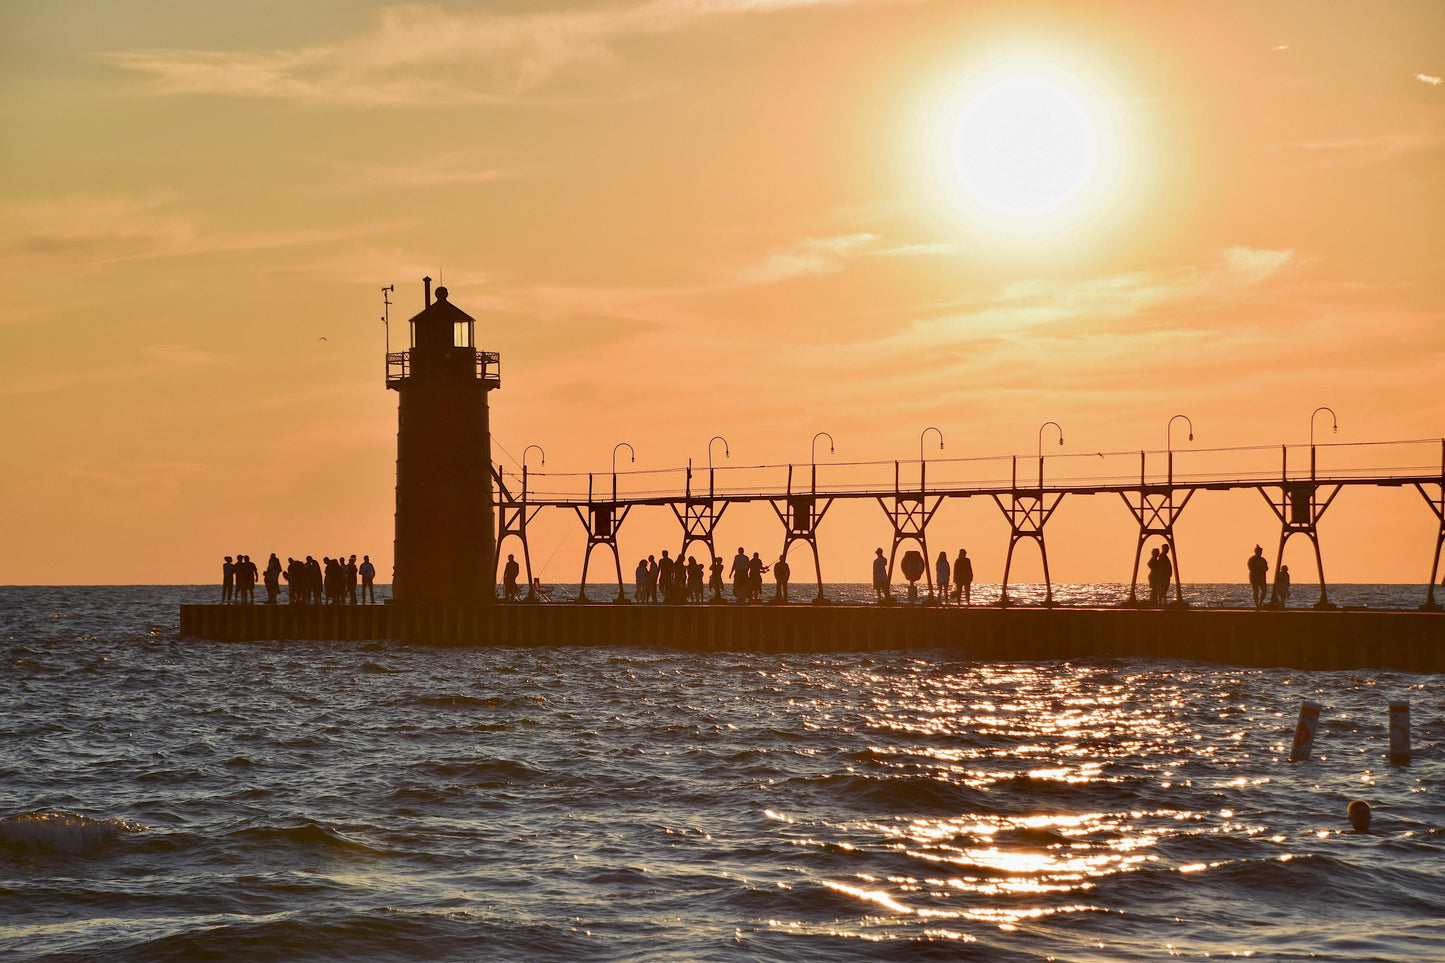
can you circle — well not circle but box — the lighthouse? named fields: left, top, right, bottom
left=386, top=278, right=500, bottom=603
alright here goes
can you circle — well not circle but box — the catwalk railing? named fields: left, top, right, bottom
left=490, top=437, right=1445, bottom=611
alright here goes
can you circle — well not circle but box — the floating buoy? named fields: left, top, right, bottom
left=1388, top=701, right=1411, bottom=764
left=1289, top=700, right=1321, bottom=762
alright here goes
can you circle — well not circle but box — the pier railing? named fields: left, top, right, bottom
left=499, top=438, right=1444, bottom=503
left=489, top=436, right=1445, bottom=610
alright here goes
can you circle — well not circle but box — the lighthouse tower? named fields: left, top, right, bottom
left=386, top=278, right=500, bottom=603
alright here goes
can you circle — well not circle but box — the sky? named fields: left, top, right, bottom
left=1, top=0, right=1442, bottom=587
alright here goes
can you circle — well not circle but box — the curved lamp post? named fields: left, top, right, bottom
left=1038, top=421, right=1064, bottom=487
left=1310, top=406, right=1338, bottom=448
left=522, top=444, right=545, bottom=497
left=1166, top=414, right=1193, bottom=485
left=611, top=442, right=634, bottom=501
left=811, top=431, right=834, bottom=493
left=1310, top=406, right=1338, bottom=479
left=708, top=435, right=730, bottom=471
left=919, top=426, right=944, bottom=491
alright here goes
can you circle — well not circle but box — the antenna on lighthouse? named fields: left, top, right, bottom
left=381, top=284, right=394, bottom=355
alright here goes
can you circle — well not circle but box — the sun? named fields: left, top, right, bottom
left=951, top=76, right=1098, bottom=219
left=923, top=58, right=1124, bottom=236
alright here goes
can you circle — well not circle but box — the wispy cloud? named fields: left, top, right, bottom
left=322, top=153, right=518, bottom=193
left=1271, top=129, right=1445, bottom=158
left=0, top=343, right=227, bottom=396
left=1415, top=72, right=1442, bottom=86
left=0, top=193, right=384, bottom=267
left=105, top=0, right=894, bottom=106
left=734, top=232, right=878, bottom=284
left=833, top=246, right=1299, bottom=356
left=732, top=231, right=957, bottom=284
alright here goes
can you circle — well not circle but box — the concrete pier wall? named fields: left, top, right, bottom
left=177, top=604, right=1445, bottom=672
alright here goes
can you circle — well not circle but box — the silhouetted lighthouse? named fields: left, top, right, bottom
left=387, top=277, right=499, bottom=603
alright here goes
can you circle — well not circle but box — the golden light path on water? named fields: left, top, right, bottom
left=752, top=661, right=1326, bottom=948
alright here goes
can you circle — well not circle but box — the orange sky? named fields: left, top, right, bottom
left=1, top=1, right=1442, bottom=586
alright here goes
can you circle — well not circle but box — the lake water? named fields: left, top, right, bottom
left=2, top=585, right=1441, bottom=961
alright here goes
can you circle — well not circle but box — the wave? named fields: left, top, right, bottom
left=780, top=772, right=990, bottom=813
left=224, top=822, right=385, bottom=854
left=0, top=811, right=146, bottom=855
left=417, top=758, right=549, bottom=786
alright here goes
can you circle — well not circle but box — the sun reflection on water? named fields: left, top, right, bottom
left=754, top=660, right=1366, bottom=946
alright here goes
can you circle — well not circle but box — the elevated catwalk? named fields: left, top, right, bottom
left=179, top=604, right=1445, bottom=673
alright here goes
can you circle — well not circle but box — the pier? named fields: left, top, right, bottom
left=180, top=279, right=1445, bottom=669
left=179, top=602, right=1444, bottom=672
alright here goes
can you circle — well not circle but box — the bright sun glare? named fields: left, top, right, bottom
left=927, top=58, right=1123, bottom=236
left=952, top=77, right=1097, bottom=218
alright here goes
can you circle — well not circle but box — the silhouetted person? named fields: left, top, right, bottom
left=635, top=558, right=649, bottom=602
left=222, top=557, right=235, bottom=603
left=873, top=548, right=889, bottom=602
left=748, top=552, right=767, bottom=601
left=935, top=551, right=950, bottom=604
left=503, top=554, right=521, bottom=602
left=360, top=555, right=376, bottom=603
left=1145, top=547, right=1161, bottom=605
left=1272, top=564, right=1291, bottom=608
left=1248, top=545, right=1269, bottom=610
left=665, top=561, right=688, bottom=603
left=1348, top=799, right=1371, bottom=833
left=1157, top=544, right=1174, bottom=604
left=731, top=547, right=749, bottom=601
left=658, top=551, right=675, bottom=601
left=709, top=556, right=724, bottom=601
left=306, top=556, right=322, bottom=605
left=284, top=557, right=299, bottom=604
left=346, top=555, right=359, bottom=604
left=955, top=549, right=973, bottom=605
left=264, top=554, right=282, bottom=605
left=774, top=554, right=791, bottom=603
left=688, top=556, right=705, bottom=602
left=323, top=557, right=342, bottom=603
left=237, top=555, right=257, bottom=604
left=646, top=555, right=658, bottom=603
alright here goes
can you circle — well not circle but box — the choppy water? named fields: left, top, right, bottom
left=3, top=586, right=1442, bottom=961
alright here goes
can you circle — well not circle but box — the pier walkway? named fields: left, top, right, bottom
left=496, top=436, right=1445, bottom=610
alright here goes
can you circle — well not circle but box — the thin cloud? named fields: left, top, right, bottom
left=732, top=232, right=958, bottom=284
left=0, top=193, right=390, bottom=267
left=1271, top=129, right=1445, bottom=158
left=322, top=153, right=518, bottom=193
left=829, top=246, right=1299, bottom=357
left=735, top=233, right=878, bottom=284
left=104, top=0, right=898, bottom=106
left=0, top=343, right=227, bottom=397
left=1415, top=72, right=1442, bottom=86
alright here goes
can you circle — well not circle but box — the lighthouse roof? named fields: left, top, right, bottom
left=405, top=285, right=475, bottom=326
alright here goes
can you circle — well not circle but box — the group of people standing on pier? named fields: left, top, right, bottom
left=623, top=548, right=785, bottom=604
left=869, top=548, right=976, bottom=604
left=1247, top=544, right=1293, bottom=610
left=221, top=554, right=377, bottom=605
